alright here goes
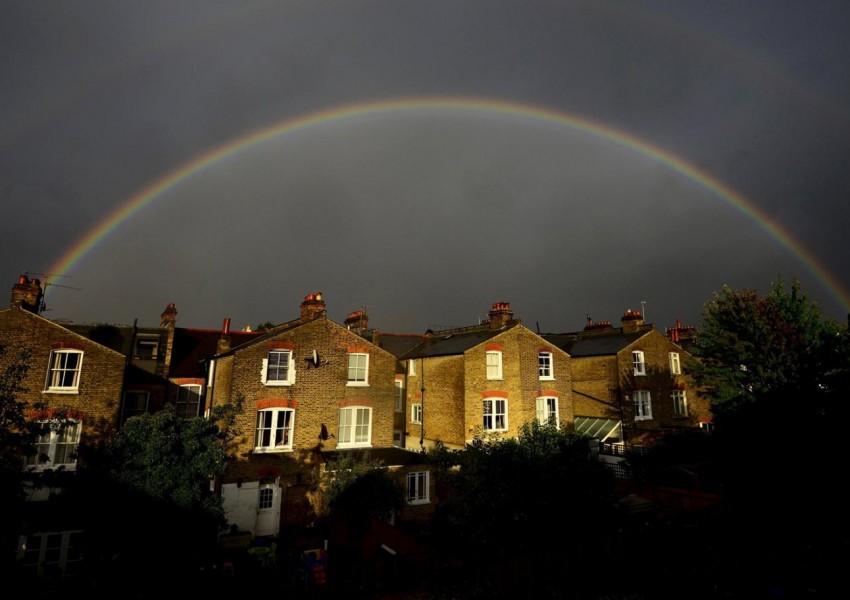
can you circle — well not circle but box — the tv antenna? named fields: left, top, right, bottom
left=23, top=272, right=82, bottom=314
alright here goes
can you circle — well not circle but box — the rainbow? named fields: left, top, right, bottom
left=46, top=96, right=850, bottom=312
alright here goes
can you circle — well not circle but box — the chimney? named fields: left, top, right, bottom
left=487, top=302, right=514, bottom=329
left=10, top=275, right=43, bottom=314
left=217, top=318, right=232, bottom=354
left=300, top=292, right=327, bottom=322
left=159, top=303, right=177, bottom=377
left=344, top=309, right=369, bottom=333
left=621, top=309, right=644, bottom=333
left=160, top=303, right=178, bottom=328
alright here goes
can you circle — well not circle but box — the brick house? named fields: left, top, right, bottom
left=205, top=293, right=433, bottom=538
left=399, top=302, right=573, bottom=450
left=543, top=309, right=710, bottom=449
left=1, top=275, right=126, bottom=577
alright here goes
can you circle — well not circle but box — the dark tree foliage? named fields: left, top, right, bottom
left=688, top=278, right=849, bottom=597
left=60, top=402, right=242, bottom=582
left=430, top=422, right=616, bottom=597
left=0, top=344, right=33, bottom=574
left=321, top=453, right=406, bottom=527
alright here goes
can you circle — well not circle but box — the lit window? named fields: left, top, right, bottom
left=394, top=380, right=404, bottom=412
left=669, top=352, right=681, bottom=375
left=255, top=408, right=295, bottom=451
left=262, top=350, right=294, bottom=385
left=633, top=390, right=652, bottom=420
left=671, top=389, right=688, bottom=417
left=483, top=397, right=507, bottom=431
left=411, top=404, right=422, bottom=424
left=121, top=391, right=148, bottom=424
left=338, top=407, right=372, bottom=447
left=45, top=350, right=83, bottom=392
left=536, top=396, right=559, bottom=427
left=538, top=352, right=554, bottom=380
left=177, top=384, right=202, bottom=418
left=407, top=471, right=429, bottom=504
left=24, top=420, right=81, bottom=470
left=486, top=351, right=503, bottom=380
left=632, top=351, right=646, bottom=376
left=347, top=353, right=369, bottom=386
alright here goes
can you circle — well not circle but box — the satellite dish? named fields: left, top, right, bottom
left=312, top=349, right=319, bottom=365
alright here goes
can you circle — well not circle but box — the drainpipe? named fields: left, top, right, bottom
left=419, top=359, right=425, bottom=452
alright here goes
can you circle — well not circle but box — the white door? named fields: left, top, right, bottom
left=255, top=478, right=281, bottom=537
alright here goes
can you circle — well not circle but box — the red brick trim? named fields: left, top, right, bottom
left=537, top=347, right=553, bottom=353
left=338, top=398, right=374, bottom=407
left=538, top=389, right=559, bottom=397
left=258, top=467, right=281, bottom=478
left=27, top=407, right=86, bottom=421
left=50, top=341, right=85, bottom=351
left=256, top=398, right=298, bottom=410
left=174, top=377, right=204, bottom=386
left=348, top=345, right=370, bottom=354
left=394, top=374, right=404, bottom=383
left=267, top=341, right=295, bottom=350
left=481, top=390, right=508, bottom=398
left=484, top=343, right=504, bottom=352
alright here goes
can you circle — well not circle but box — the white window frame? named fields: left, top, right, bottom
left=176, top=383, right=203, bottom=418
left=121, top=390, right=149, bottom=423
left=486, top=351, right=503, bottom=380
left=483, top=397, right=507, bottom=432
left=632, top=350, right=646, bottom=376
left=538, top=352, right=554, bottom=380
left=408, top=359, right=416, bottom=376
left=407, top=471, right=429, bottom=505
left=45, top=349, right=83, bottom=393
left=671, top=389, right=688, bottom=417
left=633, top=390, right=652, bottom=420
left=535, top=396, right=559, bottom=427
left=347, top=353, right=369, bottom=386
left=134, top=338, right=158, bottom=360
left=17, top=530, right=85, bottom=578
left=669, top=352, right=681, bottom=375
left=24, top=419, right=81, bottom=470
left=261, top=350, right=295, bottom=386
left=411, top=403, right=422, bottom=424
left=337, top=406, right=372, bottom=448
left=254, top=408, right=295, bottom=452
left=394, top=380, right=404, bottom=412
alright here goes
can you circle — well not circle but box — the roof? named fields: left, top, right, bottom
left=400, top=328, right=506, bottom=359
left=169, top=327, right=261, bottom=377
left=361, top=332, right=425, bottom=358
left=542, top=331, right=647, bottom=357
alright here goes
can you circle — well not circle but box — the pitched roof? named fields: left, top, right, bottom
left=542, top=330, right=647, bottom=357
left=359, top=332, right=426, bottom=358
left=169, top=327, right=261, bottom=377
left=400, top=328, right=505, bottom=359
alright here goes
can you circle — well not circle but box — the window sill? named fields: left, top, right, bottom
left=407, top=499, right=430, bottom=506
left=253, top=447, right=293, bottom=454
left=336, top=442, right=372, bottom=449
left=634, top=416, right=653, bottom=421
left=263, top=381, right=293, bottom=387
left=346, top=381, right=369, bottom=387
left=43, top=388, right=79, bottom=394
left=538, top=376, right=555, bottom=381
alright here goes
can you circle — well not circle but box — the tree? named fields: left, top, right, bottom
left=430, top=422, right=616, bottom=597
left=0, top=344, right=33, bottom=574
left=65, top=402, right=243, bottom=580
left=319, top=452, right=405, bottom=525
left=690, top=278, right=849, bottom=596
left=691, top=277, right=844, bottom=411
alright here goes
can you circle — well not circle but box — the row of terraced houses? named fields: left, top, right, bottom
left=1, top=274, right=709, bottom=579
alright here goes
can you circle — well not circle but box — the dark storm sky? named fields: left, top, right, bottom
left=2, top=1, right=849, bottom=334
